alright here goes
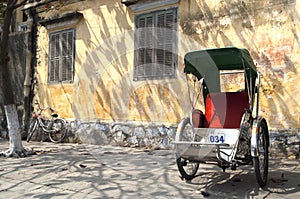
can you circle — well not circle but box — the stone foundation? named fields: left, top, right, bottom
left=1, top=121, right=299, bottom=159
left=67, top=121, right=300, bottom=159
left=269, top=130, right=300, bottom=159
left=66, top=121, right=177, bottom=150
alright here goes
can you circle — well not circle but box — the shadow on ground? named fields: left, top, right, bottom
left=0, top=141, right=299, bottom=199
left=185, top=159, right=300, bottom=198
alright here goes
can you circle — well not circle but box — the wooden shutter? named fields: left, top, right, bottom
left=156, top=13, right=165, bottom=76
left=164, top=11, right=176, bottom=76
left=135, top=15, right=154, bottom=79
left=134, top=8, right=177, bottom=80
left=49, top=33, right=60, bottom=82
left=49, top=29, right=75, bottom=83
left=61, top=30, right=74, bottom=81
left=135, top=17, right=146, bottom=79
left=145, top=16, right=154, bottom=77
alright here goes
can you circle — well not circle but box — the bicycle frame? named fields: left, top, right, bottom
left=33, top=115, right=57, bottom=133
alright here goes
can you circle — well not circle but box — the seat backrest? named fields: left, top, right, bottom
left=204, top=92, right=249, bottom=128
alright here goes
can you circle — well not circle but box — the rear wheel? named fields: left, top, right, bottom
left=27, top=119, right=38, bottom=142
left=48, top=118, right=67, bottom=143
left=253, top=119, right=269, bottom=187
left=176, top=118, right=199, bottom=180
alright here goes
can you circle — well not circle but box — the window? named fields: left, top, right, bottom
left=48, top=28, right=75, bottom=83
left=220, top=70, right=245, bottom=92
left=134, top=8, right=178, bottom=80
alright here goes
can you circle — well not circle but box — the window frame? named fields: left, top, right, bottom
left=134, top=7, right=178, bottom=81
left=48, top=28, right=75, bottom=84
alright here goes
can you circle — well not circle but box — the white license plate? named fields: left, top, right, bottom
left=209, top=133, right=225, bottom=144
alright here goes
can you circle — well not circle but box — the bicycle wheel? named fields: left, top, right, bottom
left=253, top=118, right=269, bottom=188
left=175, top=118, right=199, bottom=180
left=27, top=119, right=38, bottom=142
left=48, top=118, right=67, bottom=143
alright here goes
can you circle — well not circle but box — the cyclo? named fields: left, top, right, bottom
left=173, top=47, right=269, bottom=187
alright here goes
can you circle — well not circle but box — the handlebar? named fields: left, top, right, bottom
left=34, top=101, right=56, bottom=115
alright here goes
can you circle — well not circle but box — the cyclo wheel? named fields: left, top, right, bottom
left=176, top=117, right=199, bottom=180
left=48, top=118, right=67, bottom=143
left=27, top=119, right=38, bottom=142
left=253, top=118, right=269, bottom=188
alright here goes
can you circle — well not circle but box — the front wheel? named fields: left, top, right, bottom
left=176, top=157, right=199, bottom=180
left=27, top=119, right=38, bottom=142
left=175, top=118, right=199, bottom=180
left=253, top=118, right=269, bottom=188
left=48, top=118, right=67, bottom=143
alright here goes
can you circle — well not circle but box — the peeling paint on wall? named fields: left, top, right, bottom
left=129, top=84, right=182, bottom=123
left=32, top=0, right=300, bottom=131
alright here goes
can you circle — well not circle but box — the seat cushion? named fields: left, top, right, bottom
left=204, top=92, right=249, bottom=128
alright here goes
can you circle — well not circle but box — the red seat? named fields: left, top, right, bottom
left=204, top=92, right=249, bottom=128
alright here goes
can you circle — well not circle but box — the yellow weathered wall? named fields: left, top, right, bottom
left=178, top=0, right=300, bottom=129
left=34, top=0, right=300, bottom=130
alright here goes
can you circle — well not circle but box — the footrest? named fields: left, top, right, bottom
left=173, top=141, right=233, bottom=162
left=173, top=141, right=230, bottom=147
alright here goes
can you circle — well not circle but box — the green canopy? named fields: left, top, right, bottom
left=184, top=47, right=257, bottom=80
left=184, top=47, right=258, bottom=105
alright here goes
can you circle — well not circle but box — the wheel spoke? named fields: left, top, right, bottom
left=48, top=118, right=66, bottom=143
left=253, top=119, right=269, bottom=188
left=176, top=118, right=199, bottom=180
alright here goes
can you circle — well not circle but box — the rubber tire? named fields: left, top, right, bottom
left=48, top=118, right=66, bottom=143
left=175, top=118, right=199, bottom=180
left=176, top=157, right=199, bottom=180
left=27, top=119, right=38, bottom=142
left=253, top=119, right=269, bottom=188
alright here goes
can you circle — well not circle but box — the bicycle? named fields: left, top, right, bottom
left=27, top=102, right=67, bottom=143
